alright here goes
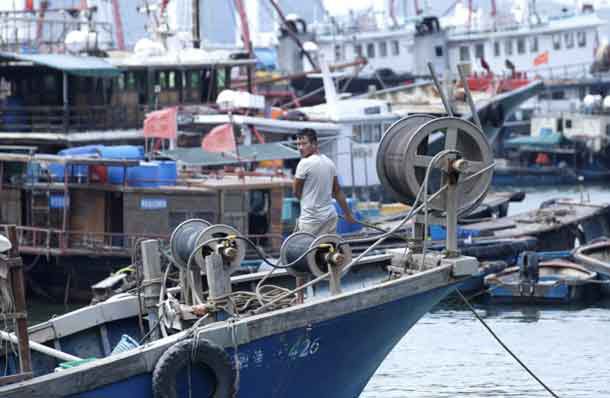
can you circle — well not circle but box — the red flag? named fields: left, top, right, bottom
left=25, top=0, right=34, bottom=11
left=533, top=51, right=549, bottom=67
left=143, top=107, right=177, bottom=139
left=201, top=123, right=236, bottom=153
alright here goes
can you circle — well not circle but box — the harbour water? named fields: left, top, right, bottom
left=25, top=184, right=610, bottom=396
left=363, top=184, right=610, bottom=397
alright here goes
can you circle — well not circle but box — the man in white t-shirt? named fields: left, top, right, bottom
left=293, top=129, right=356, bottom=235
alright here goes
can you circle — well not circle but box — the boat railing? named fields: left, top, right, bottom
left=0, top=104, right=148, bottom=133
left=0, top=225, right=285, bottom=258
left=0, top=225, right=166, bottom=256
left=0, top=16, right=114, bottom=53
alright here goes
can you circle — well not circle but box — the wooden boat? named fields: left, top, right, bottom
left=573, top=238, right=610, bottom=296
left=484, top=252, right=599, bottom=304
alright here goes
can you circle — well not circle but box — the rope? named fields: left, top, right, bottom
left=456, top=289, right=560, bottom=398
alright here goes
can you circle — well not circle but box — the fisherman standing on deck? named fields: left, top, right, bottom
left=293, top=128, right=355, bottom=235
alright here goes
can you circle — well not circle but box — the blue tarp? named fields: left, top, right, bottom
left=0, top=51, right=120, bottom=78
left=254, top=47, right=277, bottom=71
left=505, top=128, right=564, bottom=148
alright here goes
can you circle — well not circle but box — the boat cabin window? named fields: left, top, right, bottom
left=557, top=118, right=563, bottom=133
left=565, top=119, right=572, bottom=129
left=553, top=34, right=561, bottom=50
left=379, top=41, right=387, bottom=57
left=504, top=40, right=513, bottom=56
left=435, top=46, right=443, bottom=57
left=517, top=38, right=526, bottom=54
left=577, top=31, right=587, bottom=47
left=494, top=41, right=500, bottom=57
left=43, top=74, right=58, bottom=92
left=216, top=68, right=228, bottom=91
left=459, top=46, right=470, bottom=62
left=334, top=44, right=343, bottom=61
left=352, top=123, right=383, bottom=143
left=529, top=36, right=539, bottom=52
left=354, top=44, right=363, bottom=57
left=367, top=43, right=375, bottom=58
left=475, top=43, right=484, bottom=59
left=564, top=32, right=574, bottom=49
left=391, top=40, right=400, bottom=56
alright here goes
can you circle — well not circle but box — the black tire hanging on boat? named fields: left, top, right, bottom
left=152, top=337, right=235, bottom=398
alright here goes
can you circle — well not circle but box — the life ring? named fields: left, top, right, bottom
left=152, top=338, right=235, bottom=398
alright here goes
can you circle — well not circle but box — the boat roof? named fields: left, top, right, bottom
left=192, top=114, right=341, bottom=136
left=448, top=13, right=605, bottom=42
left=0, top=51, right=120, bottom=78
left=108, top=49, right=256, bottom=69
left=297, top=99, right=397, bottom=123
left=161, top=143, right=300, bottom=167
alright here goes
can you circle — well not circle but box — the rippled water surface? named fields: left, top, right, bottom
left=364, top=185, right=610, bottom=397
left=362, top=300, right=610, bottom=397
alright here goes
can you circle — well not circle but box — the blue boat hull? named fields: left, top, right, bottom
left=1, top=266, right=461, bottom=398
left=65, top=285, right=456, bottom=398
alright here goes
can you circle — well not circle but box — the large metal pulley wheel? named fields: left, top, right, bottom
left=170, top=219, right=245, bottom=274
left=377, top=115, right=493, bottom=215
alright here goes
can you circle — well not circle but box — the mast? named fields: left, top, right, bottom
left=35, top=1, right=49, bottom=49
left=111, top=0, right=125, bottom=50
left=490, top=0, right=496, bottom=30
left=233, top=0, right=254, bottom=92
left=192, top=0, right=200, bottom=48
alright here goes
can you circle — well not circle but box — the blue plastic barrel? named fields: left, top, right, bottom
left=157, top=161, right=177, bottom=186
left=98, top=146, right=145, bottom=184
left=49, top=145, right=103, bottom=181
left=127, top=162, right=160, bottom=187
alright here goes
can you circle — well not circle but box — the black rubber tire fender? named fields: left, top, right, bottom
left=152, top=338, right=235, bottom=398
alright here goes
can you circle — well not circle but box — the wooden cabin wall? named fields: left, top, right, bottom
left=110, top=72, right=141, bottom=127
left=69, top=190, right=106, bottom=234
left=220, top=190, right=248, bottom=234
left=157, top=70, right=180, bottom=107
left=122, top=191, right=221, bottom=236
left=0, top=188, right=21, bottom=225
left=269, top=187, right=284, bottom=252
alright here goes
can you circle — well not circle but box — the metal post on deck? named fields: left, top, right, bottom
left=6, top=225, right=32, bottom=377
left=141, top=239, right=162, bottom=341
left=62, top=72, right=69, bottom=131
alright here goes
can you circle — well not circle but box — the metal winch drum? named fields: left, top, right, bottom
left=170, top=219, right=246, bottom=274
left=280, top=232, right=353, bottom=278
left=377, top=115, right=494, bottom=215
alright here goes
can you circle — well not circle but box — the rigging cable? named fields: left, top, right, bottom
left=456, top=289, right=560, bottom=398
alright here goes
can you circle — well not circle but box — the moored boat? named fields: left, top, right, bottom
left=484, top=252, right=599, bottom=304
left=573, top=238, right=610, bottom=296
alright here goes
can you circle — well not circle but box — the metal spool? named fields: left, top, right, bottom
left=195, top=224, right=246, bottom=274
left=170, top=220, right=245, bottom=274
left=280, top=232, right=353, bottom=278
left=377, top=115, right=493, bottom=215
left=170, top=219, right=211, bottom=269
